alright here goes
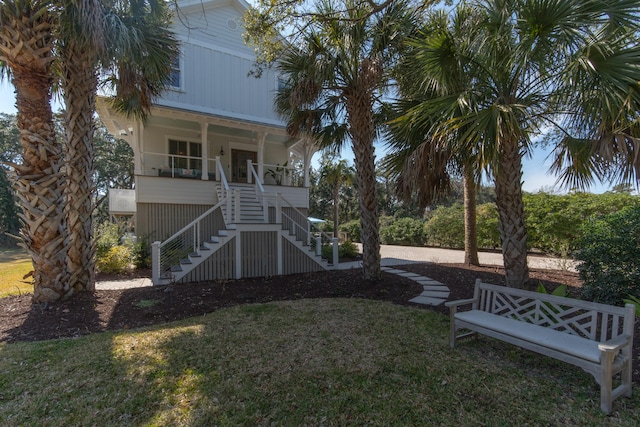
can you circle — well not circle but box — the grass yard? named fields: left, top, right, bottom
left=0, top=248, right=32, bottom=298
left=0, top=298, right=637, bottom=426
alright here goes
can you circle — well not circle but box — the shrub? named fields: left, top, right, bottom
left=573, top=205, right=640, bottom=305
left=340, top=219, right=361, bottom=243
left=131, top=238, right=151, bottom=269
left=423, top=204, right=464, bottom=248
left=380, top=217, right=425, bottom=246
left=338, top=240, right=359, bottom=258
left=476, top=203, right=500, bottom=249
left=321, top=240, right=360, bottom=260
left=95, top=222, right=120, bottom=259
left=96, top=245, right=134, bottom=274
left=523, top=192, right=640, bottom=255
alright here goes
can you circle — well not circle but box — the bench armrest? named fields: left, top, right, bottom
left=598, top=334, right=632, bottom=353
left=445, top=298, right=476, bottom=308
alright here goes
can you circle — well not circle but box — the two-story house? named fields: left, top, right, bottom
left=98, top=0, right=338, bottom=285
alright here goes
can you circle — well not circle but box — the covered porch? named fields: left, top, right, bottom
left=97, top=101, right=317, bottom=189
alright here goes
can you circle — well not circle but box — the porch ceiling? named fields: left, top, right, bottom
left=96, top=97, right=295, bottom=147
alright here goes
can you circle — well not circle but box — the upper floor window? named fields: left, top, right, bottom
left=168, top=56, right=182, bottom=90
left=276, top=75, right=289, bottom=93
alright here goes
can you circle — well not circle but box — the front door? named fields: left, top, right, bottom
left=231, top=149, right=258, bottom=183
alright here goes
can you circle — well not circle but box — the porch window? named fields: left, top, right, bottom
left=169, top=139, right=201, bottom=171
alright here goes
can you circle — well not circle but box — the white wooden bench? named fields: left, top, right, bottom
left=445, top=279, right=635, bottom=414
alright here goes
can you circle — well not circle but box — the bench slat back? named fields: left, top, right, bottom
left=476, top=281, right=631, bottom=342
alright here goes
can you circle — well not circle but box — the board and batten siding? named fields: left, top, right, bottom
left=174, top=3, right=253, bottom=55
left=173, top=230, right=325, bottom=282
left=180, top=238, right=236, bottom=283
left=137, top=202, right=226, bottom=244
left=162, top=42, right=280, bottom=124
left=241, top=231, right=278, bottom=278
left=282, top=238, right=324, bottom=275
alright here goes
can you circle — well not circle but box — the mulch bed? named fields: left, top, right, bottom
left=1, top=263, right=638, bottom=384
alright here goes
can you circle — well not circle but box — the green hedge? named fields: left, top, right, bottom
left=573, top=205, right=640, bottom=305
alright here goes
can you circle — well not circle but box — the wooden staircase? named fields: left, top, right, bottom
left=152, top=183, right=338, bottom=285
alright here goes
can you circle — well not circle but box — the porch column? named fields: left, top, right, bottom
left=132, top=122, right=144, bottom=176
left=303, top=138, right=314, bottom=188
left=257, top=132, right=266, bottom=184
left=200, top=122, right=209, bottom=180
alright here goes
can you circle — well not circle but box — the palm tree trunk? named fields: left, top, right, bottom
left=495, top=138, right=529, bottom=288
left=463, top=165, right=480, bottom=266
left=0, top=7, right=70, bottom=302
left=346, top=91, right=380, bottom=281
left=60, top=41, right=97, bottom=292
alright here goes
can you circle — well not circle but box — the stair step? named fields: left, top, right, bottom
left=180, top=258, right=192, bottom=265
left=170, top=265, right=183, bottom=272
left=218, top=230, right=229, bottom=237
left=190, top=252, right=201, bottom=258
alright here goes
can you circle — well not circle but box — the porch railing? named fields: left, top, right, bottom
left=138, top=151, right=222, bottom=179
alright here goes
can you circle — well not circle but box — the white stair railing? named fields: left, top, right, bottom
left=151, top=194, right=231, bottom=284
left=278, top=194, right=339, bottom=266
left=246, top=162, right=338, bottom=265
left=248, top=161, right=269, bottom=222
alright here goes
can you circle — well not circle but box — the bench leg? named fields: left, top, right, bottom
left=600, top=351, right=615, bottom=414
left=622, top=354, right=632, bottom=398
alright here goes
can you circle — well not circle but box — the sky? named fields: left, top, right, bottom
left=0, top=79, right=611, bottom=194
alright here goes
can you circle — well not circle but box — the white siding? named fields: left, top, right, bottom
left=160, top=2, right=282, bottom=125
left=161, top=43, right=280, bottom=123
left=137, top=176, right=218, bottom=205
left=174, top=3, right=252, bottom=55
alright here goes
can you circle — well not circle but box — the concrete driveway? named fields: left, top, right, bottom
left=355, top=244, right=577, bottom=272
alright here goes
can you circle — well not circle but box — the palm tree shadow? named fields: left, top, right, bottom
left=3, top=291, right=102, bottom=342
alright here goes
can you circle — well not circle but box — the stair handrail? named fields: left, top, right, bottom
left=279, top=195, right=339, bottom=266
left=216, top=156, right=230, bottom=199
left=247, top=161, right=269, bottom=222
left=152, top=194, right=230, bottom=284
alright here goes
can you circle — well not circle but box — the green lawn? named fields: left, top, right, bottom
left=0, top=248, right=32, bottom=297
left=0, top=298, right=637, bottom=426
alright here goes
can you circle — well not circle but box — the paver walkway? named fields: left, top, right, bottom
left=382, top=266, right=450, bottom=306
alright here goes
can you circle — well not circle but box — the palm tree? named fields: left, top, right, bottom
left=58, top=0, right=178, bottom=294
left=1, top=0, right=178, bottom=302
left=274, top=0, right=418, bottom=280
left=385, top=7, right=482, bottom=266
left=0, top=1, right=70, bottom=301
left=319, top=157, right=355, bottom=237
left=396, top=0, right=640, bottom=288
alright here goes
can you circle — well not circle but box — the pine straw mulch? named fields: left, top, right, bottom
left=1, top=262, right=638, bottom=383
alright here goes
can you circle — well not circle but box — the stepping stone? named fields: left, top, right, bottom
left=409, top=296, right=446, bottom=306
left=396, top=272, right=421, bottom=278
left=421, top=291, right=450, bottom=298
left=416, top=279, right=443, bottom=285
left=384, top=269, right=405, bottom=274
left=422, top=285, right=449, bottom=291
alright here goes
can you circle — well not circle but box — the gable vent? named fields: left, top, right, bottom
left=227, top=19, right=238, bottom=31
